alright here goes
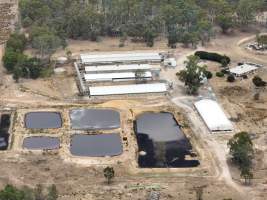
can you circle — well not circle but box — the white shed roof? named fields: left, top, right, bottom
left=194, top=99, right=233, bottom=132
left=80, top=52, right=162, bottom=64
left=230, top=64, right=259, bottom=76
left=85, top=64, right=154, bottom=73
left=89, top=83, right=167, bottom=96
left=84, top=71, right=152, bottom=81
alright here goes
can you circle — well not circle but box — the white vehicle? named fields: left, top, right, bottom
left=164, top=58, right=177, bottom=68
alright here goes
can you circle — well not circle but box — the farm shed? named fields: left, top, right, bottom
left=194, top=99, right=233, bottom=132
left=85, top=64, right=160, bottom=73
left=230, top=63, right=260, bottom=77
left=80, top=52, right=163, bottom=65
left=84, top=71, right=152, bottom=82
left=89, top=83, right=167, bottom=96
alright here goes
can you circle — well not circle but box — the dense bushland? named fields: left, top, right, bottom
left=19, top=0, right=265, bottom=49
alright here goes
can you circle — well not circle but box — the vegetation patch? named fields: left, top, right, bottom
left=195, top=51, right=231, bottom=66
left=2, top=33, right=52, bottom=82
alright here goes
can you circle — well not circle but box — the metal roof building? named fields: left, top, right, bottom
left=194, top=99, right=233, bottom=132
left=230, top=63, right=259, bottom=77
left=84, top=71, right=152, bottom=82
left=80, top=52, right=163, bottom=65
left=85, top=64, right=159, bottom=73
left=89, top=83, right=167, bottom=96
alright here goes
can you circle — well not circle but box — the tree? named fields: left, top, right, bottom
left=103, top=166, right=115, bottom=184
left=47, top=185, right=58, bottom=200
left=34, top=184, right=44, bottom=200
left=256, top=34, right=267, bottom=47
left=227, top=74, right=235, bottom=82
left=0, top=185, right=25, bottom=200
left=252, top=76, right=266, bottom=87
left=13, top=66, right=23, bottom=82
left=177, top=55, right=206, bottom=95
left=144, top=28, right=157, bottom=47
left=252, top=76, right=266, bottom=101
left=6, top=33, right=27, bottom=52
left=240, top=167, right=253, bottom=185
left=167, top=29, right=178, bottom=48
left=228, top=132, right=254, bottom=185
left=66, top=49, right=72, bottom=61
left=236, top=0, right=264, bottom=28
left=204, top=70, right=213, bottom=79
left=221, top=58, right=229, bottom=68
left=2, top=49, right=20, bottom=72
left=31, top=28, right=62, bottom=58
left=216, top=15, right=234, bottom=34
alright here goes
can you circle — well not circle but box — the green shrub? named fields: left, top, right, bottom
left=204, top=70, right=213, bottom=79
left=216, top=71, right=225, bottom=77
left=6, top=33, right=27, bottom=52
left=195, top=51, right=230, bottom=65
left=252, top=76, right=266, bottom=87
left=2, top=49, right=20, bottom=72
left=221, top=68, right=229, bottom=74
left=227, top=74, right=235, bottom=82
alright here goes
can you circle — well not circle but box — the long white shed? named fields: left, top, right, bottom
left=80, top=52, right=163, bottom=64
left=89, top=83, right=167, bottom=96
left=194, top=99, right=233, bottom=132
left=85, top=64, right=156, bottom=73
left=84, top=71, right=152, bottom=82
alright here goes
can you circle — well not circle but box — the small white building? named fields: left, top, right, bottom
left=230, top=63, right=260, bottom=77
left=194, top=99, right=233, bottom=132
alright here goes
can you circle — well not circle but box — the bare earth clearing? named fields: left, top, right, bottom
left=0, top=25, right=267, bottom=199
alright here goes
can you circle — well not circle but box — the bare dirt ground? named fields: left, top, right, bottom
left=0, top=28, right=267, bottom=199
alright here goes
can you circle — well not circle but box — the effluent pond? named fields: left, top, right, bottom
left=0, top=114, right=11, bottom=150
left=70, top=133, right=123, bottom=157
left=23, top=137, right=60, bottom=150
left=135, top=112, right=199, bottom=168
left=70, top=109, right=120, bottom=130
left=25, top=112, right=62, bottom=129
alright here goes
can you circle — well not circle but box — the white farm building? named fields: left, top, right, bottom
left=74, top=52, right=170, bottom=96
left=230, top=63, right=261, bottom=77
left=80, top=52, right=163, bottom=65
left=89, top=83, right=167, bottom=96
left=194, top=99, right=233, bottom=132
left=85, top=64, right=160, bottom=74
left=84, top=71, right=152, bottom=82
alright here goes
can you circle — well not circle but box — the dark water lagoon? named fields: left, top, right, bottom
left=23, top=136, right=60, bottom=150
left=70, top=133, right=123, bottom=157
left=0, top=114, right=11, bottom=150
left=70, top=109, right=120, bottom=130
left=135, top=112, right=199, bottom=168
left=25, top=112, right=62, bottom=129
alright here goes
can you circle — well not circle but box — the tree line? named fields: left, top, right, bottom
left=19, top=0, right=265, bottom=52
